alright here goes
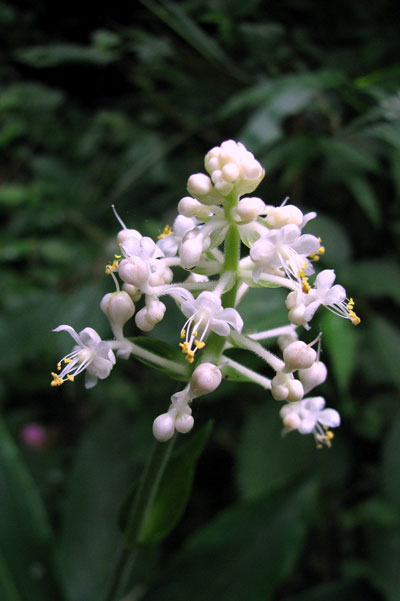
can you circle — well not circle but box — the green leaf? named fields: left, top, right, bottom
left=130, top=337, right=191, bottom=381
left=137, top=421, right=213, bottom=545
left=319, top=137, right=380, bottom=174
left=0, top=416, right=57, bottom=601
left=320, top=311, right=360, bottom=393
left=237, top=403, right=350, bottom=501
left=369, top=316, right=400, bottom=388
left=57, top=409, right=147, bottom=601
left=15, top=44, right=116, bottom=68
left=381, top=411, right=400, bottom=512
left=346, top=176, right=381, bottom=226
left=339, top=259, right=400, bottom=304
left=141, top=482, right=316, bottom=601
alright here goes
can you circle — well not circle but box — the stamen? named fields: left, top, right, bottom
left=298, top=264, right=311, bottom=293
left=51, top=372, right=63, bottom=387
left=157, top=225, right=173, bottom=240
left=105, top=259, right=120, bottom=275
left=347, top=298, right=361, bottom=325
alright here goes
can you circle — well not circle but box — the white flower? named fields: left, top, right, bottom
left=250, top=224, right=320, bottom=283
left=280, top=396, right=340, bottom=446
left=303, top=270, right=361, bottom=325
left=51, top=326, right=116, bottom=389
left=178, top=291, right=243, bottom=363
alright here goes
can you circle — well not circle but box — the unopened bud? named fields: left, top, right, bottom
left=299, top=361, right=328, bottom=393
left=179, top=232, right=206, bottom=269
left=236, top=197, right=266, bottom=221
left=282, top=412, right=301, bottom=430
left=187, top=173, right=213, bottom=197
left=283, top=341, right=316, bottom=371
left=189, top=362, right=222, bottom=398
left=175, top=412, right=194, bottom=434
left=266, top=205, right=303, bottom=228
left=118, top=257, right=149, bottom=287
left=153, top=413, right=175, bottom=442
left=178, top=196, right=203, bottom=217
left=117, top=228, right=141, bottom=246
left=122, top=283, right=142, bottom=302
left=100, top=291, right=135, bottom=325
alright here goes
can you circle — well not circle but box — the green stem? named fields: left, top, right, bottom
left=103, top=436, right=176, bottom=601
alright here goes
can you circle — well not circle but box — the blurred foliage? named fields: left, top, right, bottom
left=1, top=0, right=400, bottom=600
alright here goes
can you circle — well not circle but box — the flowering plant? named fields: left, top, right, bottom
left=52, top=139, right=359, bottom=449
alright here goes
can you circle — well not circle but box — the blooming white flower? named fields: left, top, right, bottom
left=280, top=396, right=340, bottom=446
left=250, top=224, right=320, bottom=283
left=303, top=269, right=361, bottom=325
left=51, top=326, right=116, bottom=389
left=178, top=291, right=243, bottom=363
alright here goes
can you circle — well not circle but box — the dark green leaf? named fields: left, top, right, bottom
left=319, top=311, right=360, bottom=393
left=137, top=421, right=213, bottom=545
left=141, top=482, right=316, bottom=601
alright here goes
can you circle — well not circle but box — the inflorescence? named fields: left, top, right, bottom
left=51, top=140, right=360, bottom=447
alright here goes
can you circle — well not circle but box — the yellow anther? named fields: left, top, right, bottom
left=57, top=362, right=61, bottom=371
left=195, top=340, right=205, bottom=349
left=326, top=431, right=334, bottom=440
left=114, top=254, right=122, bottom=259
left=51, top=372, right=63, bottom=387
left=67, top=374, right=74, bottom=382
left=347, top=298, right=361, bottom=325
left=64, top=358, right=72, bottom=364
left=193, top=330, right=198, bottom=337
left=105, top=259, right=119, bottom=274
left=180, top=329, right=186, bottom=339
left=185, top=350, right=195, bottom=363
left=318, top=245, right=325, bottom=255
left=157, top=225, right=173, bottom=240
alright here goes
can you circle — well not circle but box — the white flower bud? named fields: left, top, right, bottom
left=222, top=162, right=240, bottom=182
left=153, top=413, right=175, bottom=442
left=266, top=205, right=303, bottom=228
left=149, top=266, right=173, bottom=286
left=178, top=196, right=203, bottom=217
left=286, top=378, right=304, bottom=402
left=278, top=331, right=299, bottom=351
left=282, top=412, right=301, bottom=430
left=100, top=291, right=135, bottom=325
left=189, top=363, right=222, bottom=398
left=185, top=272, right=209, bottom=283
left=236, top=197, right=266, bottom=221
left=122, top=283, right=142, bottom=302
left=299, top=361, right=328, bottom=393
left=117, top=229, right=141, bottom=246
left=134, top=308, right=155, bottom=332
left=179, top=232, right=205, bottom=269
left=146, top=299, right=166, bottom=323
left=288, top=306, right=307, bottom=326
left=118, top=257, right=149, bottom=287
left=271, top=372, right=304, bottom=402
left=283, top=341, right=317, bottom=371
left=175, top=412, right=194, bottom=434
left=187, top=173, right=213, bottom=197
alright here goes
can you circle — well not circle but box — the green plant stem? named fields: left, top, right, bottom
left=103, top=435, right=176, bottom=601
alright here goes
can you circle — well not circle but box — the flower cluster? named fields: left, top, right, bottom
left=52, top=140, right=360, bottom=447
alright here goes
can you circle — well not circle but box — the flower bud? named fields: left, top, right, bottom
left=179, top=232, right=205, bottom=269
left=118, top=257, right=149, bottom=287
left=266, top=205, right=303, bottom=228
left=100, top=291, right=135, bottom=325
left=135, top=308, right=155, bottom=331
left=122, top=282, right=142, bottom=302
left=299, top=361, right=328, bottom=393
left=117, top=228, right=141, bottom=246
left=286, top=378, right=304, bottom=401
left=175, top=412, right=194, bottom=434
left=236, top=197, right=266, bottom=221
left=178, top=196, right=203, bottom=217
left=288, top=305, right=307, bottom=326
left=153, top=413, right=175, bottom=442
left=283, top=341, right=317, bottom=371
left=282, top=412, right=301, bottom=431
left=146, top=298, right=166, bottom=323
left=187, top=173, right=213, bottom=197
left=189, top=363, right=222, bottom=398
left=278, top=331, right=299, bottom=351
